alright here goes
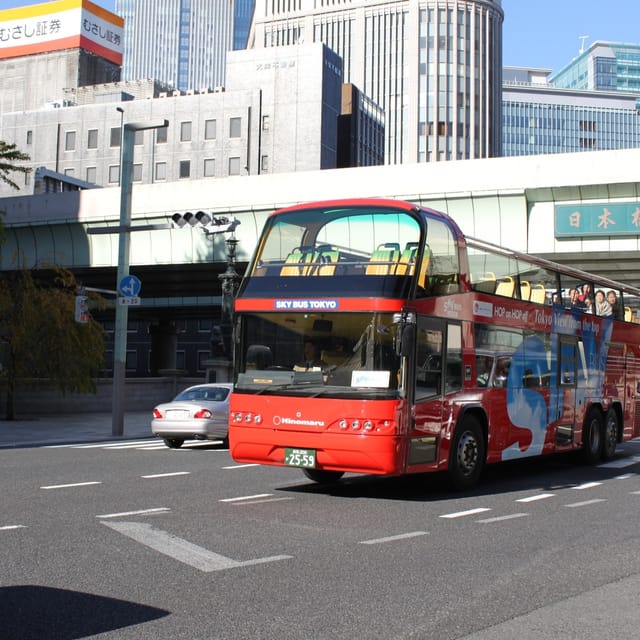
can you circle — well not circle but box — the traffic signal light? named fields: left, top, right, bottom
left=75, top=295, right=89, bottom=323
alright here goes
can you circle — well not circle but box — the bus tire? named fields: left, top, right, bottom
left=303, top=469, right=344, bottom=484
left=601, top=408, right=618, bottom=461
left=581, top=407, right=603, bottom=464
left=448, top=415, right=485, bottom=490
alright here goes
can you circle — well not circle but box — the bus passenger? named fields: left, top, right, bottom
left=607, top=290, right=621, bottom=318
left=595, top=290, right=613, bottom=316
left=568, top=288, right=585, bottom=309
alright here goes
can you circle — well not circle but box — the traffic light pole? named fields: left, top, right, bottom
left=112, top=119, right=168, bottom=437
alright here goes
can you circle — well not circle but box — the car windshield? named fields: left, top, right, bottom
left=174, top=387, right=230, bottom=402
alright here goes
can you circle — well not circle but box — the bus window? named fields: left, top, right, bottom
left=445, top=324, right=462, bottom=393
left=417, top=218, right=460, bottom=297
left=415, top=320, right=443, bottom=399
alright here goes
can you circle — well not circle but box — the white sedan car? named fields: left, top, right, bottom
left=151, top=383, right=233, bottom=448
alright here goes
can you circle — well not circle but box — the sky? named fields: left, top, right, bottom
left=0, top=0, right=638, bottom=75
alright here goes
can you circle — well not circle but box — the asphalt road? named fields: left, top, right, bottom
left=2, top=437, right=640, bottom=639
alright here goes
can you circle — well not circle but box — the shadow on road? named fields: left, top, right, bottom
left=0, top=585, right=169, bottom=640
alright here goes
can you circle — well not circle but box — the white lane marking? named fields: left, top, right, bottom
left=232, top=497, right=294, bottom=505
left=599, top=456, right=640, bottom=469
left=573, top=481, right=603, bottom=490
left=360, top=531, right=429, bottom=545
left=440, top=507, right=491, bottom=519
left=516, top=493, right=555, bottom=503
left=564, top=499, right=607, bottom=508
left=631, top=491, right=640, bottom=495
left=70, top=440, right=158, bottom=449
left=102, top=521, right=292, bottom=572
left=0, top=525, right=26, bottom=531
left=223, top=463, right=260, bottom=469
left=615, top=474, right=634, bottom=480
left=220, top=494, right=273, bottom=503
left=141, top=472, right=191, bottom=479
left=96, top=507, right=170, bottom=519
left=477, top=513, right=529, bottom=524
left=41, top=481, right=101, bottom=490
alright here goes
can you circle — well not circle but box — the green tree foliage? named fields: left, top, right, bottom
left=0, top=141, right=31, bottom=191
left=0, top=266, right=106, bottom=420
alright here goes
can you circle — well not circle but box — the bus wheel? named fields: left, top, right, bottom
left=581, top=407, right=603, bottom=464
left=303, top=469, right=344, bottom=484
left=448, top=415, right=485, bottom=490
left=601, top=409, right=618, bottom=461
left=163, top=438, right=184, bottom=448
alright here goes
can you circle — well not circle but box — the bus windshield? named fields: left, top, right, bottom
left=239, top=204, right=430, bottom=299
left=235, top=311, right=401, bottom=399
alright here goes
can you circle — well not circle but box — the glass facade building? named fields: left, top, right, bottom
left=233, top=0, right=255, bottom=50
left=551, top=42, right=640, bottom=94
left=115, top=0, right=233, bottom=91
left=502, top=51, right=640, bottom=157
left=251, top=0, right=504, bottom=165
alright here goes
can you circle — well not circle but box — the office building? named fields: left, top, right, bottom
left=0, top=44, right=348, bottom=196
left=234, top=0, right=255, bottom=50
left=250, top=0, right=504, bottom=165
left=115, top=0, right=232, bottom=92
left=502, top=66, right=640, bottom=157
left=0, top=0, right=123, bottom=113
left=551, top=41, right=640, bottom=94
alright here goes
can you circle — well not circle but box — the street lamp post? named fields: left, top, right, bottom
left=112, top=118, right=169, bottom=437
left=218, top=236, right=241, bottom=360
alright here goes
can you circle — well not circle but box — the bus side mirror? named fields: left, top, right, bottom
left=396, top=324, right=415, bottom=357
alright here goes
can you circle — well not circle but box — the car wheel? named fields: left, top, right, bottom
left=220, top=435, right=229, bottom=448
left=448, top=415, right=485, bottom=490
left=163, top=437, right=184, bottom=449
left=581, top=407, right=603, bottom=464
left=601, top=408, right=618, bottom=461
left=302, top=469, right=344, bottom=484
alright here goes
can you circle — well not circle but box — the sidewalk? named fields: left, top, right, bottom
left=0, top=412, right=153, bottom=449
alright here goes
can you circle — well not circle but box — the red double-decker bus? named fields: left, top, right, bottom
left=229, top=198, right=640, bottom=488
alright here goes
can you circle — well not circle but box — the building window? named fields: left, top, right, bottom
left=261, top=155, right=269, bottom=172
left=197, top=350, right=209, bottom=372
left=156, top=127, right=168, bottom=144
left=125, top=349, right=137, bottom=371
left=87, top=129, right=98, bottom=149
left=132, top=163, right=143, bottom=182
left=229, top=117, right=242, bottom=138
left=205, top=119, right=216, bottom=140
left=64, top=168, right=75, bottom=176
left=180, top=121, right=192, bottom=142
left=26, top=130, right=33, bottom=145
left=179, top=160, right=191, bottom=178
left=86, top=166, right=97, bottom=183
left=155, top=161, right=167, bottom=181
left=65, top=131, right=76, bottom=151
left=262, top=115, right=270, bottom=131
left=110, top=127, right=121, bottom=147
left=229, top=156, right=241, bottom=175
left=108, top=165, right=120, bottom=183
left=204, top=158, right=215, bottom=177
left=134, top=130, right=144, bottom=146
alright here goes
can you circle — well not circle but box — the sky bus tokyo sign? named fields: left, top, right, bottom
left=0, top=0, right=124, bottom=65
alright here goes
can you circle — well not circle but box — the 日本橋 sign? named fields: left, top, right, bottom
left=555, top=202, right=640, bottom=238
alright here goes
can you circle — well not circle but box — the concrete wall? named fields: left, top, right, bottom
left=0, top=376, right=203, bottom=418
